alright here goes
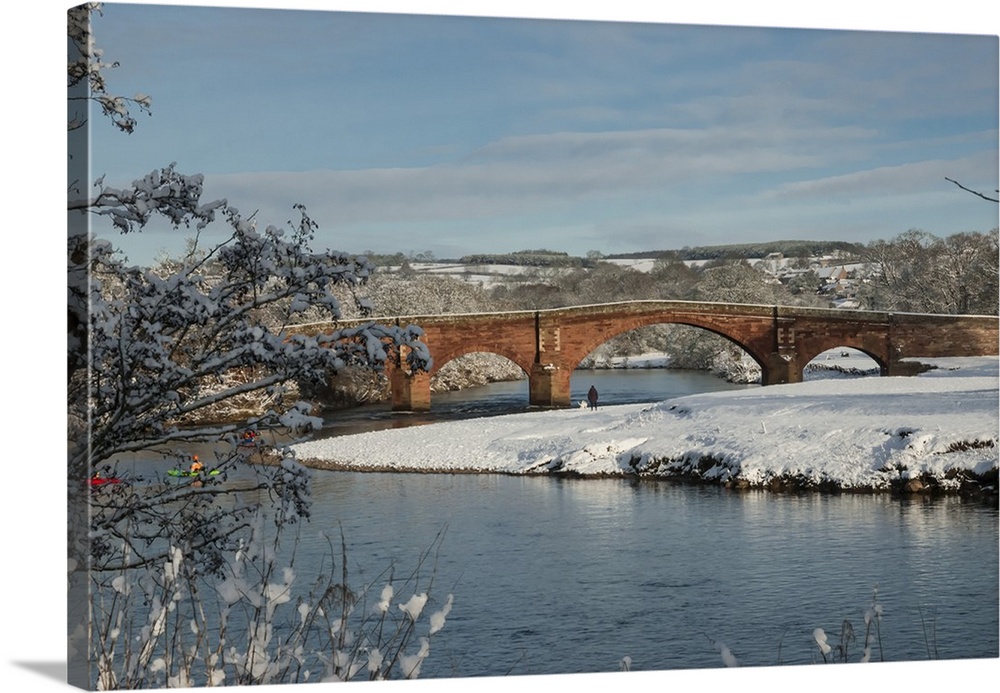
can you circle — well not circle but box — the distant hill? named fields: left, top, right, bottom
left=458, top=250, right=591, bottom=268
left=605, top=240, right=866, bottom=262
left=368, top=240, right=866, bottom=267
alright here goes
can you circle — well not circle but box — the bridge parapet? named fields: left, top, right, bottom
left=287, top=302, right=999, bottom=411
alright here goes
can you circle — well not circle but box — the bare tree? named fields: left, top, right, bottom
left=858, top=229, right=998, bottom=315
left=858, top=230, right=937, bottom=312
left=934, top=230, right=1000, bottom=314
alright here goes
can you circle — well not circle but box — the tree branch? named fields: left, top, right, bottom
left=945, top=177, right=999, bottom=203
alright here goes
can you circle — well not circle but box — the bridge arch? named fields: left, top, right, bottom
left=550, top=303, right=787, bottom=393
left=803, top=346, right=884, bottom=379
left=799, top=342, right=889, bottom=376
left=290, top=300, right=999, bottom=410
left=427, top=342, right=534, bottom=380
left=563, top=315, right=769, bottom=377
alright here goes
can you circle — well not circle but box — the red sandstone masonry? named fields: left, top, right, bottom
left=292, top=301, right=999, bottom=410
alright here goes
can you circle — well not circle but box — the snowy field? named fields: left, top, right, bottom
left=292, top=356, right=999, bottom=493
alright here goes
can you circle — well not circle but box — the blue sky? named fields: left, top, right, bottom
left=78, top=1, right=999, bottom=265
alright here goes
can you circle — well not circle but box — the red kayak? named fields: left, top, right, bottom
left=89, top=476, right=121, bottom=487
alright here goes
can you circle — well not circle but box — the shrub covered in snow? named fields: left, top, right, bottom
left=68, top=5, right=443, bottom=686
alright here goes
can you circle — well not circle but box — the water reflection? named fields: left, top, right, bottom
left=314, top=368, right=751, bottom=438
left=95, top=368, right=997, bottom=678
left=299, top=472, right=997, bottom=677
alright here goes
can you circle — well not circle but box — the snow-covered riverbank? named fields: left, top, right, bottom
left=291, top=356, right=998, bottom=497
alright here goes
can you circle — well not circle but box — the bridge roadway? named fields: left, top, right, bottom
left=291, top=300, right=999, bottom=411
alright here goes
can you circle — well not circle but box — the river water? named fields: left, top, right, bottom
left=284, top=368, right=998, bottom=677
left=311, top=366, right=753, bottom=437
left=299, top=472, right=998, bottom=677
left=102, top=367, right=999, bottom=680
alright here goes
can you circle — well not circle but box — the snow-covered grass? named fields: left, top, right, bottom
left=601, top=352, right=671, bottom=369
left=85, top=516, right=454, bottom=688
left=803, top=347, right=881, bottom=379
left=292, top=356, right=998, bottom=496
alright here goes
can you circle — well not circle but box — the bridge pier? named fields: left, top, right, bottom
left=763, top=352, right=803, bottom=386
left=529, top=364, right=572, bottom=407
left=390, top=369, right=431, bottom=412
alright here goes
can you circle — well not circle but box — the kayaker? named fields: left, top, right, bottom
left=190, top=455, right=204, bottom=473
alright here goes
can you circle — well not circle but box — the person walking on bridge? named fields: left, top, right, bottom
left=587, top=385, right=599, bottom=410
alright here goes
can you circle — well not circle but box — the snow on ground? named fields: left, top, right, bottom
left=605, top=258, right=659, bottom=273
left=603, top=352, right=671, bottom=368
left=291, top=356, right=999, bottom=493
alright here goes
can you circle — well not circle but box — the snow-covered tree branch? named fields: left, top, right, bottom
left=67, top=4, right=431, bottom=477
left=68, top=5, right=444, bottom=685
left=70, top=193, right=432, bottom=577
left=68, top=3, right=152, bottom=135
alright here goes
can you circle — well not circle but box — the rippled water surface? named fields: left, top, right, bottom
left=296, top=472, right=998, bottom=678
left=106, top=368, right=997, bottom=680
left=312, top=367, right=753, bottom=437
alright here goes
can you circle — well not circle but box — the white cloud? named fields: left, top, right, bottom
left=763, top=150, right=998, bottom=201
left=207, top=122, right=884, bottom=226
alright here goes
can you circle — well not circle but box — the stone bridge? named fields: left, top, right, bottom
left=292, top=300, right=998, bottom=411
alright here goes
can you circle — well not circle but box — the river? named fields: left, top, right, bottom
left=99, top=367, right=999, bottom=681
left=286, top=368, right=998, bottom=677
left=310, top=366, right=754, bottom=437
left=299, top=472, right=998, bottom=677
